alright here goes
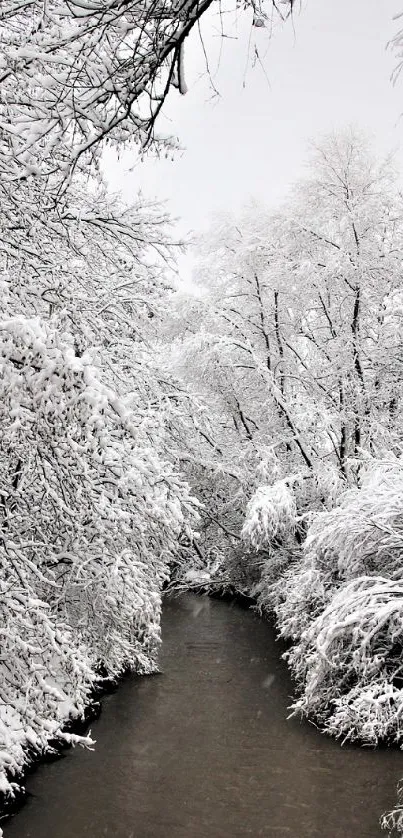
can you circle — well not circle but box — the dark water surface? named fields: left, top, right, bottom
left=4, top=594, right=403, bottom=838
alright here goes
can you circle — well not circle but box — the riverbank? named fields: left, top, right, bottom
left=0, top=673, right=120, bottom=829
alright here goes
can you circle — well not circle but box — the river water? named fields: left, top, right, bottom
left=4, top=594, right=403, bottom=838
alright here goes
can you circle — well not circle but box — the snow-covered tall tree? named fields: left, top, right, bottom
left=166, top=130, right=403, bottom=586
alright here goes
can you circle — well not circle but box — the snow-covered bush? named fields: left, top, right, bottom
left=251, top=545, right=301, bottom=616
left=289, top=576, right=403, bottom=742
left=242, top=480, right=297, bottom=550
left=0, top=579, right=94, bottom=797
left=304, top=460, right=403, bottom=582
left=269, top=458, right=403, bottom=641
left=276, top=458, right=403, bottom=742
left=271, top=552, right=329, bottom=637
left=215, top=457, right=403, bottom=746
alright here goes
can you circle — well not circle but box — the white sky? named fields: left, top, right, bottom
left=104, top=0, right=403, bottom=248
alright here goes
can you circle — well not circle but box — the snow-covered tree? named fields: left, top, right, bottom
left=286, top=128, right=403, bottom=470
left=0, top=0, right=290, bottom=195
left=168, top=132, right=403, bottom=566
left=0, top=267, right=199, bottom=797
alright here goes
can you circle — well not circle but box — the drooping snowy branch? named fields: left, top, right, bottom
left=0, top=0, right=285, bottom=195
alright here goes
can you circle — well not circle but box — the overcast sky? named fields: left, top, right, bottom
left=104, top=0, right=403, bottom=245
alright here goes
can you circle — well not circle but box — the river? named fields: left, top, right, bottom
left=3, top=593, right=403, bottom=837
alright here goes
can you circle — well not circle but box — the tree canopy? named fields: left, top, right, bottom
left=0, top=0, right=290, bottom=194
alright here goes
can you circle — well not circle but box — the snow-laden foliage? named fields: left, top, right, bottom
left=0, top=309, right=198, bottom=800
left=238, top=457, right=402, bottom=755
left=0, top=112, right=205, bottom=809
left=382, top=781, right=403, bottom=837
left=289, top=576, right=403, bottom=741
left=241, top=480, right=297, bottom=549
left=256, top=552, right=325, bottom=634
left=0, top=0, right=287, bottom=193
left=277, top=459, right=403, bottom=741
left=268, top=458, right=403, bottom=636
left=304, top=460, right=403, bottom=581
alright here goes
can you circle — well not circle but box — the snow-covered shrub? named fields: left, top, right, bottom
left=304, top=459, right=403, bottom=581
left=251, top=545, right=300, bottom=616
left=256, top=458, right=403, bottom=744
left=0, top=576, right=94, bottom=797
left=271, top=552, right=330, bottom=638
left=289, top=577, right=403, bottom=743
left=240, top=478, right=311, bottom=614
left=242, top=480, right=297, bottom=550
